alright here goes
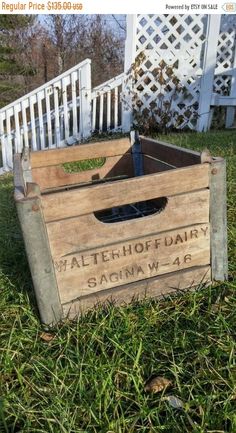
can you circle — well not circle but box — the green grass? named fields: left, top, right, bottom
left=63, top=157, right=106, bottom=173
left=0, top=130, right=236, bottom=433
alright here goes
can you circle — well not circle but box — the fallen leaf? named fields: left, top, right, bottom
left=163, top=395, right=184, bottom=408
left=144, top=376, right=172, bottom=393
left=40, top=332, right=55, bottom=343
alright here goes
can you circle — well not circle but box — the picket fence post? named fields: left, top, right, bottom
left=197, top=15, right=221, bottom=132
left=226, top=41, right=236, bottom=128
left=122, top=14, right=137, bottom=132
left=79, top=60, right=92, bottom=139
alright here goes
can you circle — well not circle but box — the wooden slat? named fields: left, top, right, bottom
left=54, top=86, right=60, bottom=146
left=0, top=113, right=7, bottom=169
left=59, top=113, right=64, bottom=144
left=13, top=106, right=21, bottom=152
left=21, top=101, right=29, bottom=148
left=62, top=265, right=211, bottom=317
left=114, top=87, right=118, bottom=129
left=141, top=136, right=201, bottom=167
left=107, top=90, right=111, bottom=129
left=143, top=154, right=174, bottom=174
left=29, top=96, right=37, bottom=151
left=99, top=94, right=104, bottom=131
left=54, top=223, right=210, bottom=304
left=92, top=97, right=97, bottom=131
left=45, top=89, right=53, bottom=148
left=210, top=158, right=228, bottom=281
left=79, top=62, right=91, bottom=139
left=32, top=154, right=134, bottom=191
left=31, top=137, right=131, bottom=168
left=42, top=164, right=209, bottom=222
left=37, top=95, right=45, bottom=149
left=46, top=189, right=210, bottom=257
left=6, top=111, right=13, bottom=167
left=71, top=71, right=78, bottom=137
left=62, top=77, right=69, bottom=141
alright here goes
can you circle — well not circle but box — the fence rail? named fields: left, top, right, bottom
left=91, top=73, right=124, bottom=132
left=0, top=59, right=91, bottom=171
left=0, top=13, right=236, bottom=174
left=0, top=61, right=124, bottom=173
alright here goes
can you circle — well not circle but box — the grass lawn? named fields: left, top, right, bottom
left=0, top=130, right=236, bottom=433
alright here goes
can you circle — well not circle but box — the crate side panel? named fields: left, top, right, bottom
left=42, top=164, right=209, bottom=222
left=140, top=136, right=201, bottom=167
left=53, top=223, right=210, bottom=304
left=143, top=154, right=175, bottom=174
left=62, top=265, right=211, bottom=318
left=46, top=189, right=210, bottom=256
left=32, top=155, right=134, bottom=191
left=31, top=138, right=132, bottom=168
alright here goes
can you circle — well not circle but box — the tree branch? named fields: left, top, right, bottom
left=111, top=15, right=126, bottom=32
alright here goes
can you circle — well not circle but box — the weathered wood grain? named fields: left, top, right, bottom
left=14, top=134, right=228, bottom=325
left=42, top=164, right=209, bottom=222
left=140, top=136, right=201, bottom=167
left=46, top=189, right=210, bottom=257
left=31, top=138, right=131, bottom=168
left=54, top=223, right=210, bottom=304
left=210, top=158, right=228, bottom=281
left=16, top=196, right=62, bottom=325
left=32, top=154, right=134, bottom=191
left=62, top=265, right=211, bottom=317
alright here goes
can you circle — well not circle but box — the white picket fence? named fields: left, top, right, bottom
left=0, top=59, right=123, bottom=172
left=92, top=73, right=124, bottom=132
left=0, top=14, right=236, bottom=173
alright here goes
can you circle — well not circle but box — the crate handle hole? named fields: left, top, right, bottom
left=62, top=157, right=106, bottom=173
left=94, top=197, right=168, bottom=224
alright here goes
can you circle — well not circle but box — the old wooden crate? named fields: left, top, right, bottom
left=14, top=135, right=228, bottom=324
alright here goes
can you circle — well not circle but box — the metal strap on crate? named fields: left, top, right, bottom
left=130, top=130, right=144, bottom=177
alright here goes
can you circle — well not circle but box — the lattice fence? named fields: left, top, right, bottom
left=124, top=14, right=236, bottom=131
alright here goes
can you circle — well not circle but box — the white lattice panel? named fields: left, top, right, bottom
left=126, top=14, right=236, bottom=130
left=133, top=14, right=207, bottom=129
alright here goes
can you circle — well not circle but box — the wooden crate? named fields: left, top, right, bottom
left=14, top=135, right=228, bottom=324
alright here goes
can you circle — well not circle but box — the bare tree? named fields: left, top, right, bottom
left=43, top=14, right=125, bottom=86
left=0, top=14, right=125, bottom=106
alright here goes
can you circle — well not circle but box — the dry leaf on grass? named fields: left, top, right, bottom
left=40, top=332, right=55, bottom=343
left=144, top=376, right=172, bottom=393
